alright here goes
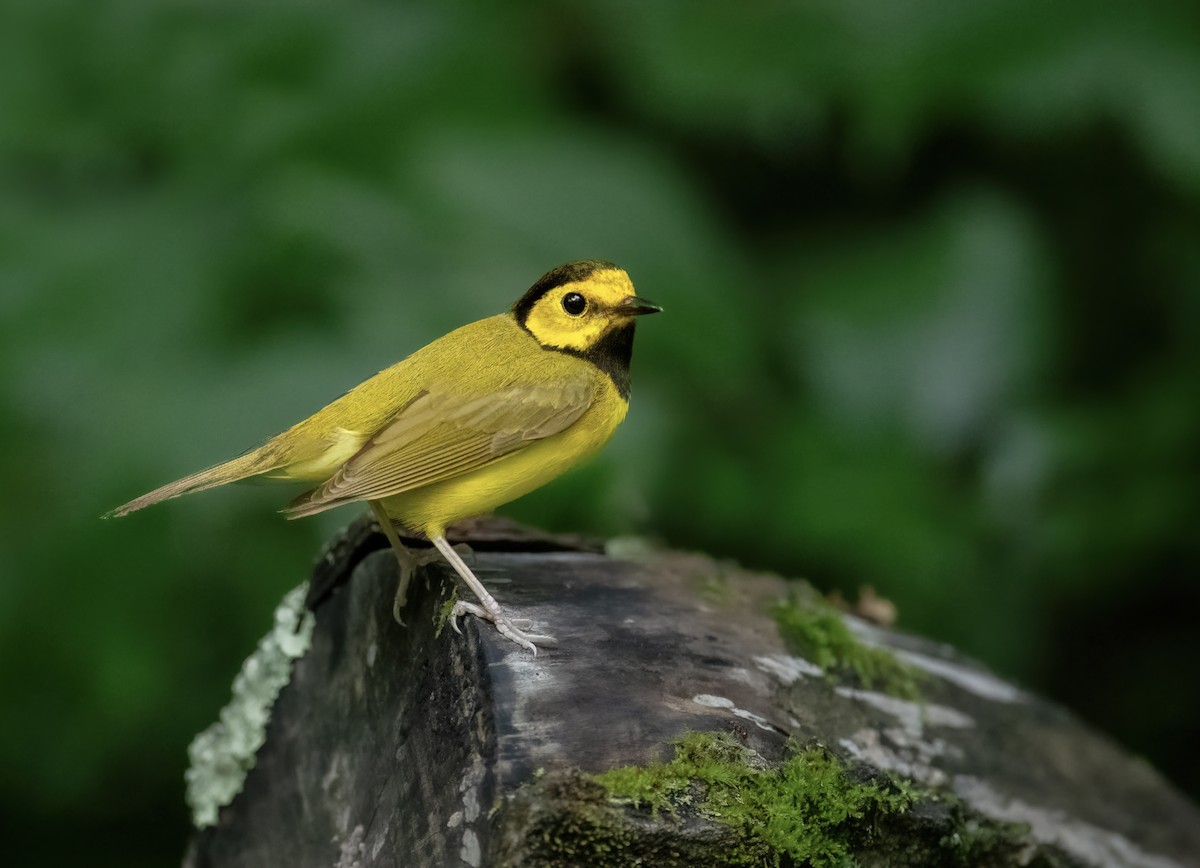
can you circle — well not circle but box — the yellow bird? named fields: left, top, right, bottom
left=107, top=261, right=659, bottom=653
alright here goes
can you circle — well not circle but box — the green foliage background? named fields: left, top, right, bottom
left=2, top=1, right=1198, bottom=864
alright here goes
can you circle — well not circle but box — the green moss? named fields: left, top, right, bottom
left=773, top=596, right=923, bottom=700
left=507, top=734, right=1054, bottom=867
left=936, top=809, right=1058, bottom=867
left=435, top=586, right=459, bottom=638
left=698, top=572, right=734, bottom=606
left=595, top=732, right=911, bottom=867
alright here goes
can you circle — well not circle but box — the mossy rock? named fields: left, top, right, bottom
left=186, top=518, right=1200, bottom=868
left=493, top=732, right=1074, bottom=868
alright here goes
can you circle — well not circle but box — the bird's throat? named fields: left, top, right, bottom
left=553, top=323, right=635, bottom=400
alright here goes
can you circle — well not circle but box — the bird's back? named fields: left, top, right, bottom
left=264, top=314, right=595, bottom=483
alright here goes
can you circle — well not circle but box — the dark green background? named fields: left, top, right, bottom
left=2, top=1, right=1198, bottom=865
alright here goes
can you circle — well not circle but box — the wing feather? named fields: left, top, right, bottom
left=286, top=377, right=593, bottom=517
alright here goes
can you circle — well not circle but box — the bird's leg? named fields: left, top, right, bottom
left=430, top=534, right=557, bottom=655
left=369, top=501, right=443, bottom=625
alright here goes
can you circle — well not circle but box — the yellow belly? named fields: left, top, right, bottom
left=380, top=383, right=628, bottom=536
left=381, top=381, right=628, bottom=535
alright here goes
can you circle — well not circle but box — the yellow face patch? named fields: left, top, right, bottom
left=521, top=268, right=637, bottom=352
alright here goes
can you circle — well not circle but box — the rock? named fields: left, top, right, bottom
left=183, top=516, right=1200, bottom=868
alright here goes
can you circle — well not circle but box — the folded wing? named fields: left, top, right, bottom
left=285, top=377, right=593, bottom=517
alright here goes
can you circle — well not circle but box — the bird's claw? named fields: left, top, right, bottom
left=449, top=600, right=557, bottom=654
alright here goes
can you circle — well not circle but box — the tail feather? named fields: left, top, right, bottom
left=104, top=450, right=280, bottom=518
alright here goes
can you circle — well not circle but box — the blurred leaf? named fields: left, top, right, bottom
left=2, top=1, right=1200, bottom=865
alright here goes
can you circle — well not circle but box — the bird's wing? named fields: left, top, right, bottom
left=285, top=375, right=594, bottom=517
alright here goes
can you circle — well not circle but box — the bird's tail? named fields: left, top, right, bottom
left=103, top=448, right=282, bottom=518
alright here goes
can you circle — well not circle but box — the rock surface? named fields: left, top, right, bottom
left=184, top=516, right=1200, bottom=868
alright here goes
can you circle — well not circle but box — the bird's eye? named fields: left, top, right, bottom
left=562, top=292, right=587, bottom=316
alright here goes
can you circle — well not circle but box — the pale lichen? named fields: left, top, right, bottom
left=184, top=583, right=315, bottom=828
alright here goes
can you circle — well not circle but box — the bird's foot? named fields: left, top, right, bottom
left=449, top=599, right=557, bottom=655
left=390, top=543, right=474, bottom=625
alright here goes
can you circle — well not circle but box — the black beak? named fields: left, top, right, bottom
left=618, top=295, right=663, bottom=316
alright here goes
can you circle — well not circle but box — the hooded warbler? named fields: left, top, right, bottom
left=107, top=261, right=660, bottom=653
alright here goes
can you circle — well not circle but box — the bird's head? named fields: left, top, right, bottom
left=513, top=261, right=660, bottom=353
